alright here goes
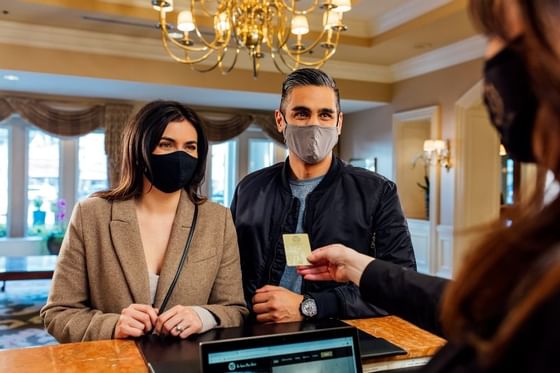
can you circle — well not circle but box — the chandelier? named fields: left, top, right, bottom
left=151, top=0, right=352, bottom=78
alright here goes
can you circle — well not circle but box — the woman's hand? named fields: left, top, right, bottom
left=297, top=244, right=375, bottom=285
left=155, top=305, right=203, bottom=339
left=114, top=304, right=158, bottom=339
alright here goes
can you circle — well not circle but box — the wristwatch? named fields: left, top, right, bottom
left=300, top=295, right=318, bottom=319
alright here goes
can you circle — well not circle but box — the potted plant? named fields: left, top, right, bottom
left=32, top=196, right=46, bottom=226
left=46, top=198, right=67, bottom=255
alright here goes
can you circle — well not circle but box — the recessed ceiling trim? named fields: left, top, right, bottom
left=0, top=19, right=484, bottom=84
left=371, top=0, right=453, bottom=35
left=391, top=35, right=485, bottom=81
left=0, top=20, right=391, bottom=83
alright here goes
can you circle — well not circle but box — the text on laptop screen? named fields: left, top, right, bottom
left=202, top=334, right=360, bottom=372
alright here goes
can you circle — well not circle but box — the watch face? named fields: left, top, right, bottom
left=301, top=298, right=318, bottom=318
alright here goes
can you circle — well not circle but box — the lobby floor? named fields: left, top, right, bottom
left=0, top=279, right=57, bottom=349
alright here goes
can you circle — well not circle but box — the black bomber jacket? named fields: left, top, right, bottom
left=230, top=155, right=417, bottom=319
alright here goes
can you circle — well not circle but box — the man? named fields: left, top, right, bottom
left=231, top=68, right=416, bottom=323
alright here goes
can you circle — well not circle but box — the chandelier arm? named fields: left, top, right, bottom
left=190, top=50, right=228, bottom=73
left=275, top=32, right=339, bottom=68
left=275, top=19, right=292, bottom=49
left=273, top=48, right=302, bottom=71
left=161, top=32, right=217, bottom=64
left=276, top=0, right=321, bottom=15
left=197, top=0, right=222, bottom=17
left=281, top=28, right=332, bottom=55
left=159, top=7, right=232, bottom=51
left=191, top=24, right=233, bottom=50
left=218, top=48, right=240, bottom=74
left=279, top=45, right=338, bottom=67
left=270, top=50, right=296, bottom=74
left=155, top=1, right=344, bottom=76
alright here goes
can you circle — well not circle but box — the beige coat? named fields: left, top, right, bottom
left=41, top=191, right=248, bottom=343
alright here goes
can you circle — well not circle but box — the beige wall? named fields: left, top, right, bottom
left=392, top=59, right=483, bottom=225
left=340, top=105, right=394, bottom=179
left=342, top=59, right=483, bottom=225
left=0, top=43, right=392, bottom=103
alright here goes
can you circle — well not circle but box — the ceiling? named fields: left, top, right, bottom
left=0, top=0, right=482, bottom=112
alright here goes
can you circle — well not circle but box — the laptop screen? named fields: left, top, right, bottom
left=199, top=325, right=362, bottom=373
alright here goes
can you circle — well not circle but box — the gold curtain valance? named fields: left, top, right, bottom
left=198, top=111, right=284, bottom=145
left=1, top=97, right=105, bottom=137
left=0, top=96, right=284, bottom=186
left=201, top=114, right=253, bottom=142
left=0, top=96, right=133, bottom=186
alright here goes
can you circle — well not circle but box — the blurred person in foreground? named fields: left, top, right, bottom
left=299, top=0, right=560, bottom=371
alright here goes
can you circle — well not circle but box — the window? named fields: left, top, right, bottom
left=27, top=129, right=60, bottom=235
left=0, top=128, right=8, bottom=237
left=248, top=137, right=288, bottom=174
left=500, top=146, right=521, bottom=221
left=206, top=127, right=287, bottom=207
left=78, top=131, right=108, bottom=201
left=500, top=156, right=515, bottom=205
left=209, top=140, right=237, bottom=207
left=1, top=115, right=109, bottom=240
left=248, top=138, right=277, bottom=173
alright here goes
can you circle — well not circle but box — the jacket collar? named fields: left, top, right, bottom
left=109, top=190, right=196, bottom=307
left=281, top=153, right=342, bottom=194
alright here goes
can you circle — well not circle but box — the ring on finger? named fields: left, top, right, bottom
left=175, top=324, right=185, bottom=333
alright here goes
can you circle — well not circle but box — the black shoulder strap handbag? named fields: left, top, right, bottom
left=157, top=204, right=199, bottom=315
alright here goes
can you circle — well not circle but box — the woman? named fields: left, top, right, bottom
left=41, top=101, right=248, bottom=343
left=299, top=0, right=560, bottom=371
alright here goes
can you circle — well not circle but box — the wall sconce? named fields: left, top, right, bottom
left=499, top=144, right=507, bottom=156
left=423, top=139, right=451, bottom=171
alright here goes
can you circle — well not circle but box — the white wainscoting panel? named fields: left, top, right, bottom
left=407, top=219, right=430, bottom=274
left=435, top=225, right=453, bottom=278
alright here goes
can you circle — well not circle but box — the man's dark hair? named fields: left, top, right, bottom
left=280, top=68, right=341, bottom=113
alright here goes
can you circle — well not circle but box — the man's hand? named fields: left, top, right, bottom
left=252, top=285, right=304, bottom=323
left=113, top=304, right=158, bottom=339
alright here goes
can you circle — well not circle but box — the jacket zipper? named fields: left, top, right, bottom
left=267, top=196, right=296, bottom=284
left=300, top=193, right=312, bottom=294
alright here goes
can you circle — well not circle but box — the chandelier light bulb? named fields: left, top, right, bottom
left=332, top=0, right=352, bottom=13
left=177, top=10, right=195, bottom=32
left=154, top=0, right=349, bottom=77
left=215, top=12, right=230, bottom=33
left=324, top=10, right=343, bottom=30
left=291, top=15, right=310, bottom=35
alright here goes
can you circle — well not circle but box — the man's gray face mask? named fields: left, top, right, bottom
left=283, top=122, right=339, bottom=164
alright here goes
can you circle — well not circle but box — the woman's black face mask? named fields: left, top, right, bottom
left=483, top=37, right=538, bottom=162
left=146, top=151, right=198, bottom=193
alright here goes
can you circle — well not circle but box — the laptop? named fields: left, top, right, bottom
left=199, top=325, right=362, bottom=373
left=138, top=319, right=405, bottom=373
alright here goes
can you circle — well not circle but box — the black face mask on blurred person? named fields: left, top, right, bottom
left=146, top=151, right=198, bottom=193
left=483, top=37, right=538, bottom=162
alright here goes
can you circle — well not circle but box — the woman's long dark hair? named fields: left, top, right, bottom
left=441, top=0, right=560, bottom=366
left=93, top=100, right=208, bottom=204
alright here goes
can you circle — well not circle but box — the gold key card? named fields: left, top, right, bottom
left=282, top=233, right=312, bottom=266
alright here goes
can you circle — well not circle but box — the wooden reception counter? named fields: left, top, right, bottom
left=0, top=316, right=445, bottom=372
